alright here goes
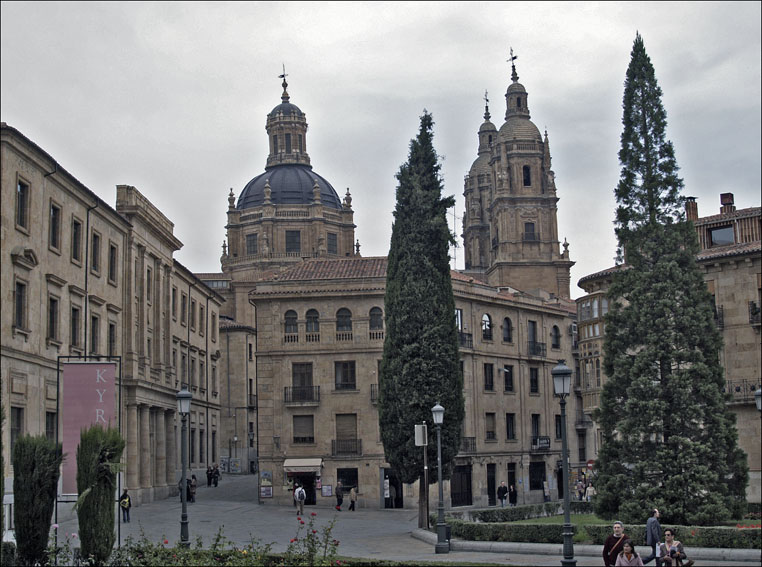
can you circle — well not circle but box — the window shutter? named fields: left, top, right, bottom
left=336, top=414, right=357, bottom=440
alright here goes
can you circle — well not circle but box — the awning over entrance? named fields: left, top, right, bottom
left=283, top=458, right=323, bottom=474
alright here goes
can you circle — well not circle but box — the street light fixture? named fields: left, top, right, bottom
left=431, top=403, right=449, bottom=554
left=552, top=360, right=576, bottom=567
left=176, top=387, right=192, bottom=548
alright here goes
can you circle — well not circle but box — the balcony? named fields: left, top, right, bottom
left=306, top=332, right=320, bottom=343
left=370, top=383, right=378, bottom=404
left=528, top=341, right=547, bottom=358
left=248, top=394, right=257, bottom=409
left=723, top=379, right=761, bottom=403
left=369, top=330, right=384, bottom=340
left=575, top=410, right=593, bottom=429
left=749, top=301, right=761, bottom=326
left=459, top=437, right=476, bottom=454
left=284, top=333, right=299, bottom=344
left=486, top=431, right=497, bottom=442
left=531, top=436, right=551, bottom=452
left=284, top=386, right=320, bottom=405
left=332, top=438, right=362, bottom=456
left=335, top=331, right=353, bottom=342
left=458, top=332, right=473, bottom=349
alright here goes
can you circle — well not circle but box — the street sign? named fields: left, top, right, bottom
left=415, top=423, right=428, bottom=446
left=587, top=459, right=595, bottom=471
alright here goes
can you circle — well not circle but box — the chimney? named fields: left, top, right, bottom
left=720, top=193, right=735, bottom=214
left=685, top=197, right=698, bottom=221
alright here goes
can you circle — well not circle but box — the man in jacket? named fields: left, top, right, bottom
left=497, top=482, right=508, bottom=507
left=602, top=521, right=628, bottom=567
left=643, top=508, right=662, bottom=565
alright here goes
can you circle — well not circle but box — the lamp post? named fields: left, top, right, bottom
left=431, top=403, right=449, bottom=554
left=552, top=360, right=576, bottom=567
left=176, top=387, right=192, bottom=548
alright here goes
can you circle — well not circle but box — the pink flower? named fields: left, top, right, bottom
left=52, top=524, right=59, bottom=529
left=300, top=520, right=305, bottom=524
left=164, top=539, right=169, bottom=544
left=297, top=517, right=301, bottom=521
left=311, top=512, right=317, bottom=516
left=312, top=530, right=317, bottom=534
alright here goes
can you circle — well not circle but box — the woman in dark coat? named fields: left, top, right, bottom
left=508, top=484, right=518, bottom=506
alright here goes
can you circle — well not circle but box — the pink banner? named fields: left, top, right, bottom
left=61, top=362, right=117, bottom=495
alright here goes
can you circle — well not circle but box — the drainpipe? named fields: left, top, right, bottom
left=205, top=294, right=210, bottom=466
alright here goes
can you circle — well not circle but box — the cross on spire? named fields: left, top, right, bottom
left=279, top=63, right=289, bottom=102
left=508, top=47, right=519, bottom=82
left=483, top=90, right=491, bottom=120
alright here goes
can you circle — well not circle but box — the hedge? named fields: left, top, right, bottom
left=445, top=520, right=761, bottom=549
left=445, top=501, right=593, bottom=523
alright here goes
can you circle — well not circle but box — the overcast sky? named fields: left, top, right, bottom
left=2, top=1, right=760, bottom=298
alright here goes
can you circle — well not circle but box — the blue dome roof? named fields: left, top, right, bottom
left=237, top=164, right=342, bottom=210
left=269, top=102, right=303, bottom=117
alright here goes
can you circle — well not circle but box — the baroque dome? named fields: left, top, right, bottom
left=237, top=164, right=342, bottom=210
left=498, top=116, right=542, bottom=142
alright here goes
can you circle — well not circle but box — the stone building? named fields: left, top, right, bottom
left=576, top=193, right=761, bottom=502
left=200, top=62, right=582, bottom=509
left=1, top=123, right=224, bottom=514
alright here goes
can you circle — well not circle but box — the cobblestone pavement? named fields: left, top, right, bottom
left=52, top=474, right=759, bottom=566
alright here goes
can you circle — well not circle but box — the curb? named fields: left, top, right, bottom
left=411, top=529, right=762, bottom=562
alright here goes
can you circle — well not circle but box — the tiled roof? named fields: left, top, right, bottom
left=195, top=272, right=229, bottom=279
left=271, top=257, right=388, bottom=281
left=578, top=264, right=625, bottom=286
left=697, top=240, right=761, bottom=261
left=695, top=207, right=761, bottom=225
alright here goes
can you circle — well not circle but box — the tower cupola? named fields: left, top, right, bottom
left=265, top=67, right=311, bottom=168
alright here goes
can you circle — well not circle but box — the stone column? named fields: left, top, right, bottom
left=139, top=404, right=151, bottom=488
left=154, top=408, right=166, bottom=487
left=165, top=409, right=177, bottom=486
left=126, top=404, right=139, bottom=490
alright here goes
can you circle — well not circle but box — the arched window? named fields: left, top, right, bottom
left=503, top=317, right=513, bottom=342
left=284, top=310, right=298, bottom=334
left=596, top=359, right=601, bottom=386
left=551, top=325, right=561, bottom=349
left=336, top=308, right=352, bottom=332
left=306, top=309, right=320, bottom=333
left=369, top=307, right=383, bottom=330
left=482, top=314, right=493, bottom=341
left=523, top=165, right=531, bottom=187
left=516, top=97, right=522, bottom=109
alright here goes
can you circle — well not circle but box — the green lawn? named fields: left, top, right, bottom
left=511, top=513, right=610, bottom=525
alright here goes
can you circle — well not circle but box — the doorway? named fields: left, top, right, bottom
left=289, top=473, right=316, bottom=505
left=451, top=465, right=472, bottom=507
left=380, top=468, right=403, bottom=509
left=487, top=463, right=496, bottom=506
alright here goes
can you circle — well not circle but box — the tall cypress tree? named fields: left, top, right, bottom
left=379, top=111, right=464, bottom=503
left=594, top=33, right=748, bottom=525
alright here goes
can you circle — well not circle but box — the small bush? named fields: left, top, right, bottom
left=447, top=519, right=571, bottom=543
left=2, top=542, right=17, bottom=567
left=581, top=524, right=760, bottom=549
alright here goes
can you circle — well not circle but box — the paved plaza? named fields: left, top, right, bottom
left=52, top=474, right=759, bottom=566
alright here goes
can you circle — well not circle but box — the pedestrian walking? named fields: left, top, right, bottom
left=576, top=479, right=585, bottom=501
left=294, top=483, right=306, bottom=515
left=190, top=474, right=198, bottom=503
left=585, top=482, right=597, bottom=502
left=212, top=463, right=220, bottom=487
left=497, top=481, right=508, bottom=507
left=508, top=484, right=518, bottom=507
left=659, top=529, right=694, bottom=567
left=349, top=486, right=357, bottom=511
left=335, top=481, right=343, bottom=511
left=119, top=488, right=131, bottom=523
left=603, top=521, right=628, bottom=567
left=206, top=466, right=213, bottom=487
left=615, top=539, right=644, bottom=566
left=186, top=476, right=192, bottom=503
left=642, top=508, right=662, bottom=565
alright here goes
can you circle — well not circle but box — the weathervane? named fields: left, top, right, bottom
left=483, top=90, right=491, bottom=120
left=508, top=47, right=519, bottom=82
left=279, top=63, right=289, bottom=101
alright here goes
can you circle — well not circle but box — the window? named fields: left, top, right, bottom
left=108, top=322, right=117, bottom=356
left=524, top=222, right=537, bottom=241
left=71, top=218, right=83, bottom=262
left=46, top=411, right=57, bottom=441
left=523, top=165, right=531, bottom=187
left=337, top=468, right=358, bottom=491
left=190, top=428, right=196, bottom=463
left=48, top=296, right=60, bottom=341
left=146, top=267, right=152, bottom=302
left=335, top=414, right=358, bottom=442
left=336, top=308, right=352, bottom=331
left=181, top=353, right=187, bottom=385
left=70, top=305, right=81, bottom=347
left=530, top=367, right=539, bottom=393
left=272, top=135, right=278, bottom=153
left=578, top=432, right=587, bottom=462
left=293, top=363, right=313, bottom=387
left=212, top=431, right=217, bottom=463
left=596, top=359, right=601, bottom=387
left=485, top=413, right=496, bottom=441
left=503, top=317, right=513, bottom=342
left=190, top=358, right=196, bottom=388
left=248, top=422, right=254, bottom=447
left=369, top=307, right=383, bottom=330
left=211, top=313, right=217, bottom=341
left=286, top=230, right=301, bottom=254
left=285, top=310, right=298, bottom=335
left=16, top=179, right=30, bottom=230
left=555, top=415, right=562, bottom=440
left=335, top=361, right=356, bottom=390
left=14, top=280, right=28, bottom=329
left=212, top=365, right=217, bottom=392
left=529, top=462, right=545, bottom=491
left=285, top=133, right=292, bottom=153
left=306, top=309, right=320, bottom=332
left=199, top=430, right=204, bottom=463
left=531, top=414, right=540, bottom=438
left=108, top=244, right=118, bottom=283
left=246, top=234, right=258, bottom=255
left=90, top=315, right=99, bottom=354
left=91, top=231, right=101, bottom=273
left=484, top=363, right=494, bottom=391
left=327, top=233, right=338, bottom=255
left=455, top=308, right=463, bottom=331
left=482, top=314, right=493, bottom=340
left=551, top=325, right=561, bottom=349
left=172, top=287, right=178, bottom=319
left=293, top=415, right=314, bottom=444
left=248, top=343, right=253, bottom=361
left=11, top=407, right=24, bottom=452
left=709, top=226, right=734, bottom=247
left=516, top=96, right=522, bottom=109
left=601, top=297, right=609, bottom=316
left=181, top=294, right=187, bottom=325
left=298, top=134, right=303, bottom=152
left=592, top=299, right=599, bottom=318
left=49, top=202, right=61, bottom=250
left=190, top=299, right=197, bottom=330
left=506, top=413, right=516, bottom=440
left=503, top=365, right=514, bottom=392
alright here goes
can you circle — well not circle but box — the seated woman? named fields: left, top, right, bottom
left=615, top=539, right=644, bottom=566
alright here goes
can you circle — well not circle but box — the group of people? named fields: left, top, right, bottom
left=496, top=481, right=518, bottom=507
left=292, top=480, right=357, bottom=513
left=603, top=510, right=694, bottom=567
left=576, top=479, right=597, bottom=502
left=206, top=463, right=221, bottom=487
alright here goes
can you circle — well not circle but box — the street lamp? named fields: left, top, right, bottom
left=176, top=387, right=192, bottom=548
left=552, top=360, right=576, bottom=567
left=431, top=403, right=449, bottom=554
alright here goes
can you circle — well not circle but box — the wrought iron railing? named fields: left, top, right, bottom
left=459, top=437, right=476, bottom=453
left=723, top=379, right=760, bottom=403
left=332, top=438, right=362, bottom=455
left=370, top=383, right=378, bottom=404
left=531, top=436, right=551, bottom=451
left=284, top=386, right=320, bottom=404
left=528, top=341, right=547, bottom=358
left=459, top=332, right=473, bottom=348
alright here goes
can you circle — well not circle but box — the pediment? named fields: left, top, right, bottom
left=11, top=246, right=38, bottom=270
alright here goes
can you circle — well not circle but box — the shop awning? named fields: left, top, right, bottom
left=283, top=458, right=323, bottom=474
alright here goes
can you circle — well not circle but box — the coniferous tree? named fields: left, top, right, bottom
left=379, top=111, right=464, bottom=505
left=594, top=33, right=748, bottom=525
left=76, top=425, right=125, bottom=563
left=12, top=435, right=63, bottom=566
